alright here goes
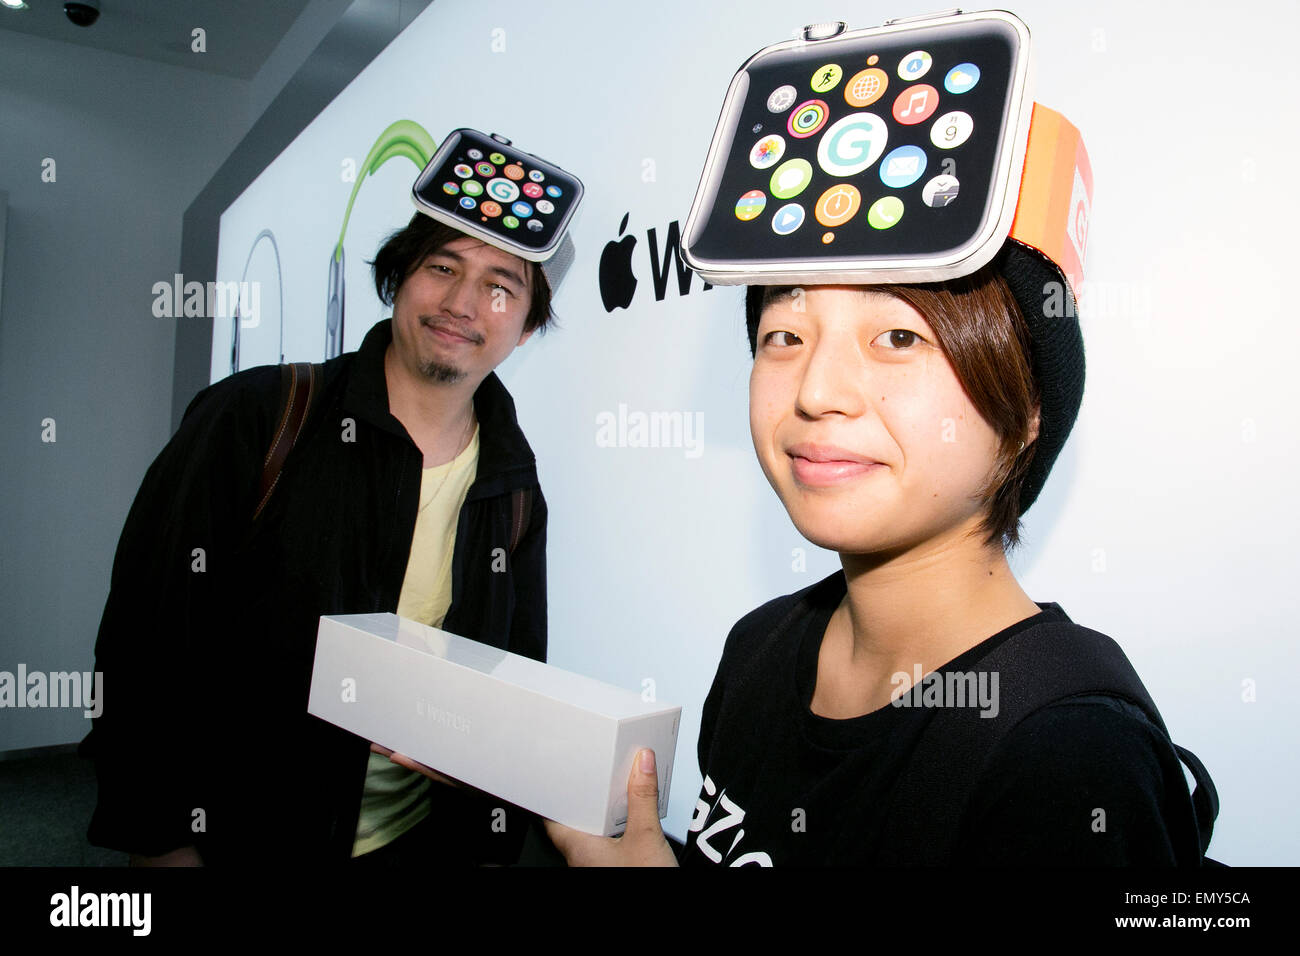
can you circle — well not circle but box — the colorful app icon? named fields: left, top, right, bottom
left=453, top=163, right=473, bottom=179
left=442, top=181, right=460, bottom=195
left=528, top=169, right=545, bottom=182
left=921, top=174, right=960, bottom=207
left=458, top=196, right=477, bottom=210
left=486, top=178, right=520, bottom=203
left=944, top=63, right=980, bottom=94
left=526, top=219, right=543, bottom=232
left=480, top=200, right=503, bottom=218
left=930, top=110, right=973, bottom=149
left=461, top=180, right=484, bottom=197
left=545, top=184, right=562, bottom=198
left=489, top=152, right=506, bottom=166
left=788, top=100, right=830, bottom=139
left=771, top=202, right=805, bottom=236
left=879, top=145, right=927, bottom=189
left=814, top=183, right=861, bottom=227
left=522, top=182, right=544, bottom=199
left=816, top=113, right=888, bottom=177
left=735, top=189, right=768, bottom=221
left=475, top=162, right=495, bottom=178
left=536, top=199, right=555, bottom=214
left=466, top=148, right=484, bottom=161
left=867, top=195, right=904, bottom=229
left=750, top=133, right=786, bottom=169
left=844, top=67, right=888, bottom=107
left=898, top=50, right=932, bottom=81
left=770, top=158, right=814, bottom=199
left=892, top=84, right=938, bottom=125
left=512, top=201, right=534, bottom=218
left=767, top=84, right=797, bottom=113
left=503, top=164, right=525, bottom=181
left=502, top=215, right=520, bottom=229
left=821, top=232, right=835, bottom=244
left=810, top=63, right=843, bottom=93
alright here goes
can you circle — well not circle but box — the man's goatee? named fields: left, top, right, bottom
left=419, top=361, right=466, bottom=384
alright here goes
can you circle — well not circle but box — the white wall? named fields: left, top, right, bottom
left=211, top=0, right=1298, bottom=864
left=0, top=29, right=250, bottom=754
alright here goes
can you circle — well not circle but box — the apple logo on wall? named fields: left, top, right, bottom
left=599, top=212, right=637, bottom=312
left=598, top=213, right=713, bottom=314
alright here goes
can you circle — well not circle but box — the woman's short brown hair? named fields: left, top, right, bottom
left=370, top=212, right=554, bottom=335
left=744, top=265, right=1040, bottom=552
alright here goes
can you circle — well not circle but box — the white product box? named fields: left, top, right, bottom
left=307, top=613, right=681, bottom=837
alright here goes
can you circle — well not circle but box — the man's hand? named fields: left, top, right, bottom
left=544, top=748, right=678, bottom=867
left=369, top=742, right=472, bottom=791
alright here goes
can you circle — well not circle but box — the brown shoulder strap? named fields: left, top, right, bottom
left=508, top=487, right=533, bottom=554
left=254, top=362, right=316, bottom=521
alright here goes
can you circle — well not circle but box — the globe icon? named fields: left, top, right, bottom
left=856, top=76, right=879, bottom=99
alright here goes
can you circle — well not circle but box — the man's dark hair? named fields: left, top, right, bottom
left=371, top=212, right=553, bottom=334
left=744, top=265, right=1040, bottom=553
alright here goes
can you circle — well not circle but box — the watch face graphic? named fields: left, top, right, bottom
left=682, top=12, right=1029, bottom=278
left=412, top=129, right=584, bottom=260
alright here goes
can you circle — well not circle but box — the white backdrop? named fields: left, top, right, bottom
left=213, top=0, right=1299, bottom=863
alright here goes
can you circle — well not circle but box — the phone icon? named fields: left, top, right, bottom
left=867, top=196, right=904, bottom=229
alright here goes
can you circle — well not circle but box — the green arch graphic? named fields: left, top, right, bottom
left=335, top=119, right=437, bottom=260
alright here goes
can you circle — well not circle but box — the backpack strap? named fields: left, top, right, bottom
left=508, top=487, right=533, bottom=555
left=875, top=619, right=1219, bottom=864
left=1173, top=742, right=1222, bottom=861
left=254, top=362, right=317, bottom=521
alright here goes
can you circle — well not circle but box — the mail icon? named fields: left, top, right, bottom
left=886, top=155, right=920, bottom=177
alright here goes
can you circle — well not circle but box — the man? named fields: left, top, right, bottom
left=81, top=212, right=551, bottom=866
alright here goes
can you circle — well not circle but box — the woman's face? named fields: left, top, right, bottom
left=749, top=285, right=1003, bottom=556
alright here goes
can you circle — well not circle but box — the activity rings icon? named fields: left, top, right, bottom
left=788, top=100, right=830, bottom=139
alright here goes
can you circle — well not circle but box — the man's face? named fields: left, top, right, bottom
left=388, top=235, right=535, bottom=387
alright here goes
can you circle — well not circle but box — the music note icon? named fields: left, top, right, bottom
left=893, top=84, right=937, bottom=125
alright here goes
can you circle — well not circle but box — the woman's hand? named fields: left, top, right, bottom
left=544, top=748, right=678, bottom=867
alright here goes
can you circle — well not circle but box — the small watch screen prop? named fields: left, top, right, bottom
left=412, top=129, right=584, bottom=262
left=682, top=12, right=1030, bottom=280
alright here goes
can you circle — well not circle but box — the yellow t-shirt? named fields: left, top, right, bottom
left=351, top=425, right=479, bottom=857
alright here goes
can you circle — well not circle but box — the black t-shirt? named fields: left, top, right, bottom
left=682, top=572, right=1203, bottom=866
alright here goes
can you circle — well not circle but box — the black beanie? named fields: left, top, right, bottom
left=994, top=239, right=1086, bottom=516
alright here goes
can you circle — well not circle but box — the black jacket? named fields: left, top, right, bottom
left=82, top=319, right=547, bottom=864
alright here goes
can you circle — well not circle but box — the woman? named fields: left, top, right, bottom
left=546, top=243, right=1211, bottom=866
